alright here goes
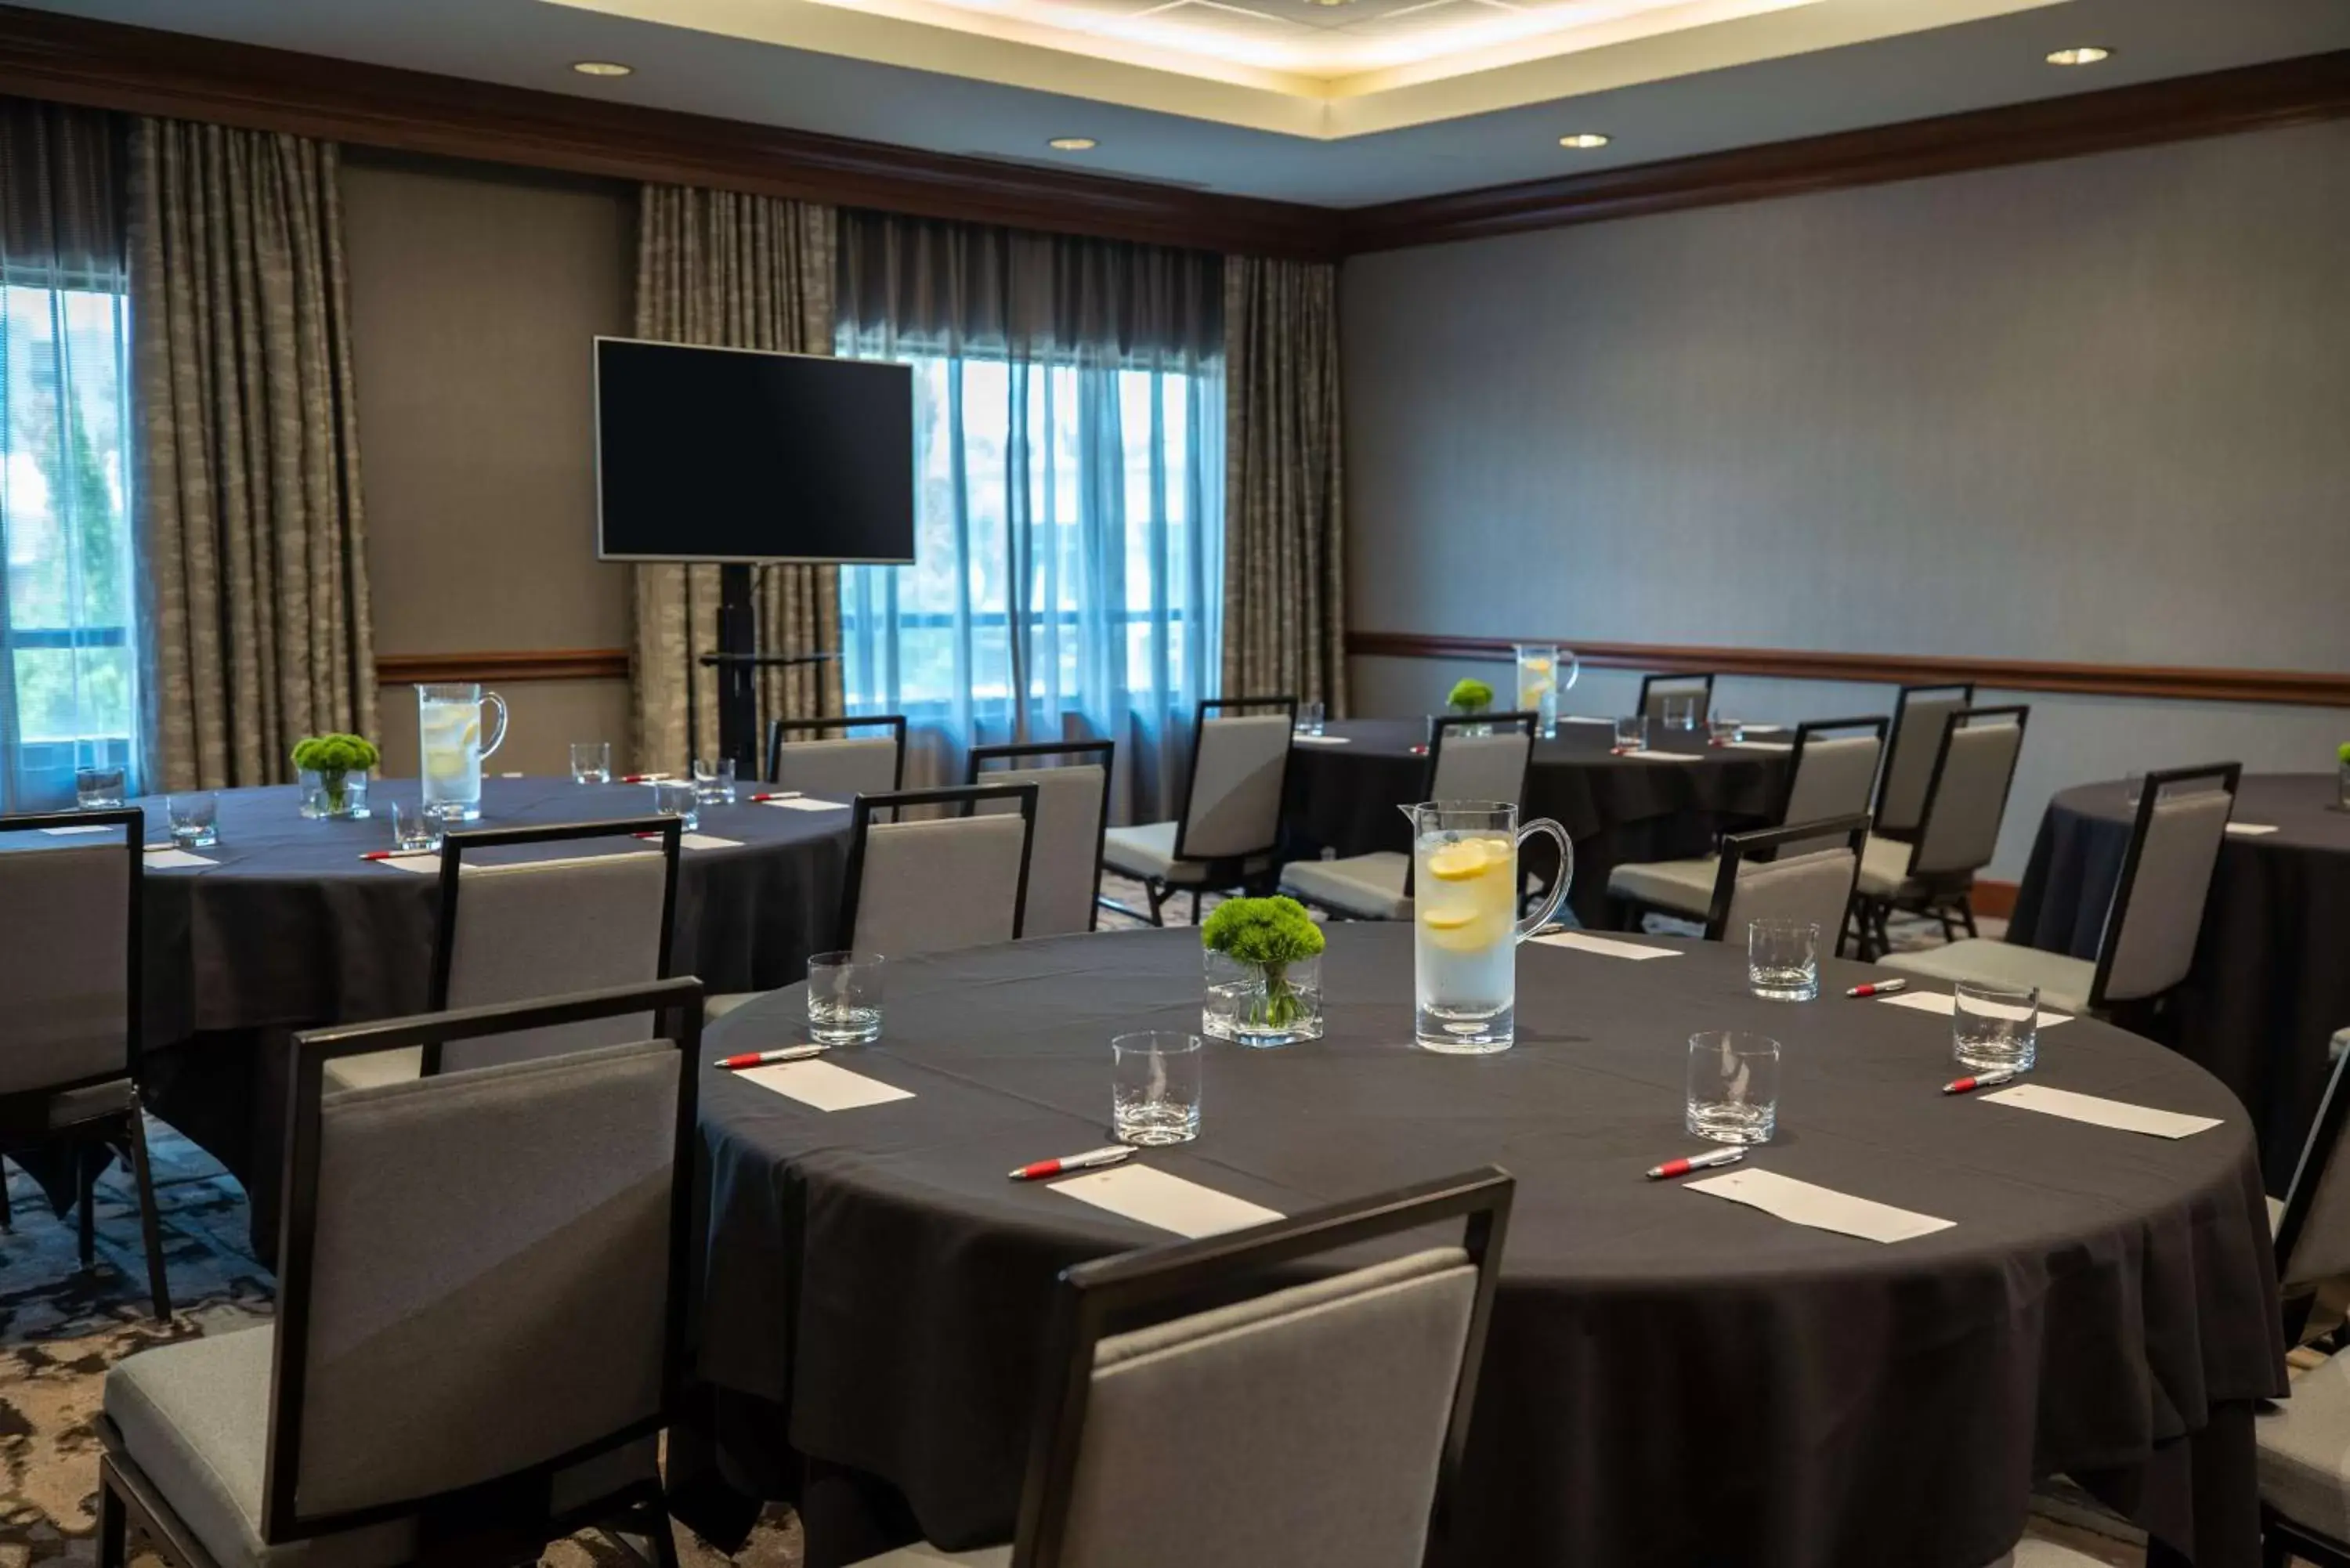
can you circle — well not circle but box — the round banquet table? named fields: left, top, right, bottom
left=125, top=775, right=852, bottom=1253
left=1282, top=717, right=1790, bottom=925
left=2010, top=773, right=2350, bottom=1194
left=689, top=925, right=2284, bottom=1568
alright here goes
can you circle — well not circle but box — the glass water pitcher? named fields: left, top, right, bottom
left=417, top=682, right=508, bottom=822
left=1513, top=644, right=1579, bottom=739
left=1408, top=800, right=1572, bottom=1055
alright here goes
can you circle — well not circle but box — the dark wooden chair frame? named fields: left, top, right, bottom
left=0, top=806, right=169, bottom=1320
left=425, top=818, right=682, bottom=1077
left=1004, top=1166, right=1516, bottom=1568
left=765, top=714, right=909, bottom=792
left=840, top=782, right=1041, bottom=951
left=1851, top=705, right=2030, bottom=959
left=2072, top=761, right=2241, bottom=1016
left=1871, top=681, right=1976, bottom=843
left=95, top=977, right=707, bottom=1568
left=1701, top=813, right=1873, bottom=953
left=967, top=739, right=1115, bottom=934
left=1108, top=695, right=1296, bottom=927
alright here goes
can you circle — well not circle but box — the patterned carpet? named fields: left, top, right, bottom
left=6, top=883, right=2133, bottom=1568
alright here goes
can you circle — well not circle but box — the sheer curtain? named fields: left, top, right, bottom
left=833, top=213, right=1223, bottom=822
left=0, top=99, right=136, bottom=811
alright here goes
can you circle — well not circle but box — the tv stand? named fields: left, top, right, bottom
left=696, top=562, right=839, bottom=778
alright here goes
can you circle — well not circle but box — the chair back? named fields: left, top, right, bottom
left=1426, top=712, right=1535, bottom=807
left=2278, top=1047, right=2350, bottom=1306
left=1776, top=717, right=1887, bottom=855
left=1008, top=1169, right=1513, bottom=1568
left=1907, top=706, right=2029, bottom=879
left=267, top=979, right=701, bottom=1543
left=432, top=820, right=680, bottom=1074
left=842, top=783, right=1039, bottom=956
left=1875, top=682, right=1976, bottom=836
left=0, top=807, right=139, bottom=1099
left=1705, top=815, right=1869, bottom=946
left=970, top=741, right=1113, bottom=937
left=1638, top=672, right=1716, bottom=728
left=1172, top=698, right=1296, bottom=863
left=2090, top=762, right=2240, bottom=1007
left=767, top=714, right=908, bottom=798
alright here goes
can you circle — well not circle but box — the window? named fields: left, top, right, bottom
left=1, top=278, right=138, bottom=809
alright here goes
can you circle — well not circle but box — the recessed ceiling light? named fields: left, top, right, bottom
left=1558, top=132, right=1611, bottom=150
left=2045, top=45, right=2111, bottom=66
left=1048, top=136, right=1098, bottom=151
left=572, top=60, right=634, bottom=77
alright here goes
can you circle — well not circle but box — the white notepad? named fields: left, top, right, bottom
left=1531, top=930, right=1682, bottom=961
left=1050, top=1164, right=1285, bottom=1239
left=142, top=849, right=214, bottom=869
left=1979, top=1083, right=2221, bottom=1140
left=1292, top=734, right=1351, bottom=746
left=2224, top=822, right=2279, bottom=837
left=1723, top=740, right=1795, bottom=753
left=675, top=833, right=742, bottom=851
left=1876, top=989, right=2073, bottom=1028
left=1739, top=724, right=1788, bottom=734
left=1622, top=751, right=1705, bottom=764
left=737, top=1058, right=914, bottom=1111
left=38, top=824, right=112, bottom=836
left=764, top=797, right=849, bottom=813
left=1687, top=1169, right=1954, bottom=1245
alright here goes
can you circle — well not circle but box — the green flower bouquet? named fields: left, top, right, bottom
left=2337, top=742, right=2349, bottom=811
left=291, top=733, right=380, bottom=818
left=1201, top=895, right=1327, bottom=1047
left=1447, top=677, right=1494, bottom=716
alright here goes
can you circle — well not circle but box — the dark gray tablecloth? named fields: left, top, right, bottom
left=690, top=925, right=2283, bottom=1568
left=1284, top=719, right=1789, bottom=924
left=126, top=776, right=852, bottom=1250
left=2010, top=774, right=2350, bottom=1193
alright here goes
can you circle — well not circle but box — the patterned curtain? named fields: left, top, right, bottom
left=130, top=117, right=376, bottom=791
left=1222, top=255, right=1345, bottom=714
left=631, top=186, right=841, bottom=775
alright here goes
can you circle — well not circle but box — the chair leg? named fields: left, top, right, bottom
left=99, top=1466, right=128, bottom=1568
left=77, top=1143, right=97, bottom=1270
left=1189, top=891, right=1202, bottom=924
left=0, top=1154, right=12, bottom=1231
left=1958, top=898, right=1980, bottom=940
left=125, top=1108, right=172, bottom=1321
left=1936, top=906, right=1958, bottom=944
left=1144, top=882, right=1167, bottom=927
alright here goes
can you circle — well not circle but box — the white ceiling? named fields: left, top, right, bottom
left=19, top=0, right=2350, bottom=205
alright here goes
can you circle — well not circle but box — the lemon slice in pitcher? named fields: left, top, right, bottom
left=1426, top=840, right=1499, bottom=882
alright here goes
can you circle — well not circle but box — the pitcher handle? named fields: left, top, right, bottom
left=477, top=691, right=510, bottom=761
left=1513, top=817, right=1574, bottom=942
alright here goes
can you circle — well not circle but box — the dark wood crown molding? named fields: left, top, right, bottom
left=376, top=649, right=631, bottom=685
left=1346, top=632, right=2350, bottom=710
left=0, top=5, right=1335, bottom=260
left=1340, top=49, right=2350, bottom=254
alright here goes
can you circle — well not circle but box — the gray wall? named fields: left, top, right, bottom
left=342, top=150, right=636, bottom=777
left=1343, top=121, right=2350, bottom=879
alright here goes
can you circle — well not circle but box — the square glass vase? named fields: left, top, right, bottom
left=1202, top=950, right=1324, bottom=1049
left=299, top=768, right=371, bottom=819
left=2339, top=762, right=2350, bottom=812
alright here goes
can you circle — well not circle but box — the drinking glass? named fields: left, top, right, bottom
left=1746, top=919, right=1820, bottom=1001
left=1953, top=981, right=2039, bottom=1073
left=693, top=756, right=738, bottom=805
left=1408, top=800, right=1572, bottom=1054
left=1514, top=644, right=1578, bottom=739
left=417, top=681, right=508, bottom=822
left=807, top=950, right=885, bottom=1044
left=386, top=800, right=442, bottom=854
left=75, top=764, right=126, bottom=809
left=1112, top=1031, right=1203, bottom=1146
left=1662, top=693, right=1702, bottom=732
left=166, top=793, right=219, bottom=850
left=1293, top=701, right=1325, bottom=738
left=1613, top=717, right=1648, bottom=753
left=652, top=779, right=700, bottom=832
left=1708, top=713, right=1744, bottom=746
left=570, top=742, right=613, bottom=784
left=1686, top=1031, right=1781, bottom=1145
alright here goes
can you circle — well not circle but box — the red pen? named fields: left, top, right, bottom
left=715, top=1045, right=826, bottom=1069
left=619, top=772, right=671, bottom=784
left=1645, top=1147, right=1746, bottom=1180
left=749, top=791, right=802, bottom=802
left=1943, top=1069, right=2021, bottom=1095
left=1846, top=979, right=1908, bottom=998
left=1009, top=1145, right=1134, bottom=1181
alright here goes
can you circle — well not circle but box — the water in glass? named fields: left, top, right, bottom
left=166, top=793, right=219, bottom=849
left=75, top=765, right=125, bottom=809
left=807, top=950, right=884, bottom=1044
left=1112, top=1031, right=1202, bottom=1145
left=1953, top=981, right=2039, bottom=1073
left=1409, top=801, right=1571, bottom=1054
left=1662, top=693, right=1702, bottom=732
left=694, top=757, right=737, bottom=804
left=1746, top=919, right=1820, bottom=1001
left=386, top=800, right=442, bottom=854
left=571, top=742, right=612, bottom=784
left=1613, top=717, right=1647, bottom=753
left=418, top=682, right=508, bottom=822
left=1687, top=1031, right=1781, bottom=1144
left=652, top=779, right=700, bottom=832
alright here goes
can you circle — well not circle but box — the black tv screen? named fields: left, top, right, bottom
left=595, top=337, right=916, bottom=563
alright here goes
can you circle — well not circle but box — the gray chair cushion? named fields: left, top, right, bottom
left=1721, top=847, right=1858, bottom=941
left=1427, top=731, right=1530, bottom=807
left=1880, top=940, right=2095, bottom=1015
left=776, top=737, right=898, bottom=800
left=1856, top=833, right=1924, bottom=898
left=0, top=840, right=131, bottom=1096
left=854, top=815, right=1030, bottom=957
left=1780, top=735, right=1882, bottom=844
left=1878, top=694, right=1970, bottom=836
left=1103, top=822, right=1272, bottom=888
left=1282, top=853, right=1411, bottom=920
left=105, top=1327, right=659, bottom=1568
left=1979, top=1545, right=2111, bottom=1567
left=1181, top=714, right=1292, bottom=860
left=1911, top=721, right=2024, bottom=877
left=1607, top=856, right=1718, bottom=918
left=2100, top=788, right=2231, bottom=1003
left=845, top=1548, right=1010, bottom=1568
left=322, top=1048, right=425, bottom=1095
left=706, top=992, right=767, bottom=1021
left=974, top=764, right=1105, bottom=937
left=2259, top=1349, right=2350, bottom=1547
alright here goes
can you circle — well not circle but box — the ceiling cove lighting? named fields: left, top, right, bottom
left=1558, top=132, right=1611, bottom=150
left=2044, top=45, right=2111, bottom=66
left=1047, top=136, right=1099, bottom=150
left=572, top=60, right=634, bottom=75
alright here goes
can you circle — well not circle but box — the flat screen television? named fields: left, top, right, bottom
left=594, top=337, right=917, bottom=564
